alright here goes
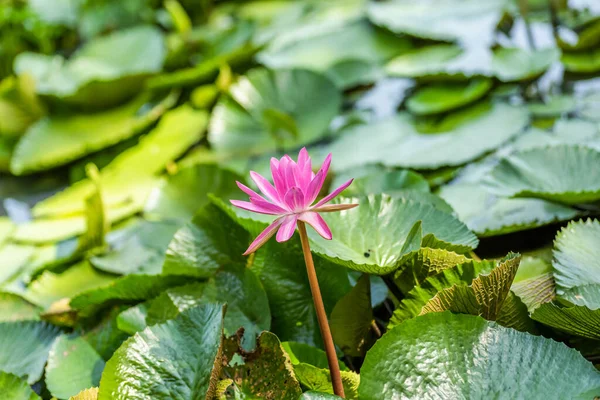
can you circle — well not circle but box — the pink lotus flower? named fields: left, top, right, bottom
left=231, top=148, right=358, bottom=255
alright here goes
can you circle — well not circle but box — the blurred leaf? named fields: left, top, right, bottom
left=407, top=79, right=492, bottom=116
left=209, top=68, right=341, bottom=156
left=144, top=163, right=244, bottom=222
left=33, top=105, right=208, bottom=217
left=0, top=320, right=61, bottom=384
left=562, top=47, right=600, bottom=73
left=14, top=26, right=166, bottom=109
left=484, top=145, right=600, bottom=205
left=0, top=371, right=40, bottom=400
left=328, top=103, right=528, bottom=170
left=98, top=304, right=224, bottom=399
left=0, top=292, right=41, bottom=322
left=10, top=92, right=176, bottom=175
left=45, top=335, right=105, bottom=399
left=438, top=182, right=580, bottom=237
left=90, top=219, right=180, bottom=275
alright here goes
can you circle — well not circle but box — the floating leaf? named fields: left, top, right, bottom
left=24, top=261, right=116, bottom=309
left=491, top=47, right=560, bottom=82
left=368, top=0, right=507, bottom=44
left=98, top=304, right=224, bottom=399
left=308, top=195, right=478, bottom=275
left=69, top=387, right=98, bottom=400
left=281, top=342, right=338, bottom=370
left=33, top=105, right=208, bottom=217
left=209, top=68, right=341, bottom=155
left=385, top=44, right=464, bottom=78
left=0, top=244, right=34, bottom=285
left=484, top=145, right=600, bottom=205
left=438, top=182, right=580, bottom=237
left=328, top=103, right=528, bottom=170
left=10, top=93, right=176, bottom=175
left=14, top=26, right=166, bottom=108
left=552, top=219, right=600, bottom=307
left=144, top=163, right=243, bottom=222
left=406, top=79, right=492, bottom=116
left=359, top=312, right=600, bottom=399
left=0, top=320, right=61, bottom=384
left=258, top=19, right=411, bottom=72
left=299, top=392, right=342, bottom=400
left=45, top=335, right=105, bottom=399
left=562, top=47, right=600, bottom=73
left=333, top=165, right=430, bottom=196
left=0, top=371, right=40, bottom=400
left=69, top=274, right=191, bottom=318
left=0, top=292, right=41, bottom=322
left=90, top=219, right=181, bottom=275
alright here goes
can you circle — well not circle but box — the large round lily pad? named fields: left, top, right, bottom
left=208, top=68, right=341, bottom=155
left=359, top=312, right=600, bottom=399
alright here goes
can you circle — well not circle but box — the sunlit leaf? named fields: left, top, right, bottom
left=360, top=312, right=600, bottom=399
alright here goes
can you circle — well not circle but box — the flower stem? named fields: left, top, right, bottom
left=297, top=221, right=345, bottom=398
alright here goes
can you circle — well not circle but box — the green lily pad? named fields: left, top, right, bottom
left=0, top=292, right=42, bottom=322
left=532, top=302, right=600, bottom=339
left=98, top=304, right=224, bottom=399
left=0, top=244, right=35, bottom=285
left=69, top=274, right=191, bottom=318
left=552, top=219, right=600, bottom=307
left=483, top=145, right=600, bottom=205
left=258, top=19, right=411, bottom=72
left=10, top=92, right=176, bottom=175
left=0, top=320, right=61, bottom=384
left=0, top=372, right=40, bottom=400
left=0, top=217, right=14, bottom=245
left=385, top=44, right=464, bottom=78
left=299, top=392, right=343, bottom=400
left=406, top=78, right=493, bottom=116
left=90, top=219, right=181, bottom=275
left=14, top=26, right=166, bottom=109
left=33, top=105, right=208, bottom=217
left=528, top=95, right=577, bottom=117
left=144, top=163, right=243, bottom=222
left=328, top=102, right=528, bottom=170
left=359, top=312, right=600, bottom=399
left=562, top=47, right=600, bottom=73
left=332, top=165, right=430, bottom=196
left=208, top=68, right=341, bottom=156
left=491, top=47, right=560, bottom=82
left=368, top=0, right=507, bottom=44
left=45, top=335, right=105, bottom=399
left=308, top=195, right=478, bottom=275
left=24, top=261, right=116, bottom=309
left=438, top=182, right=580, bottom=237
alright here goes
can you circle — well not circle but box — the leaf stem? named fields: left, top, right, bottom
left=297, top=221, right=345, bottom=398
